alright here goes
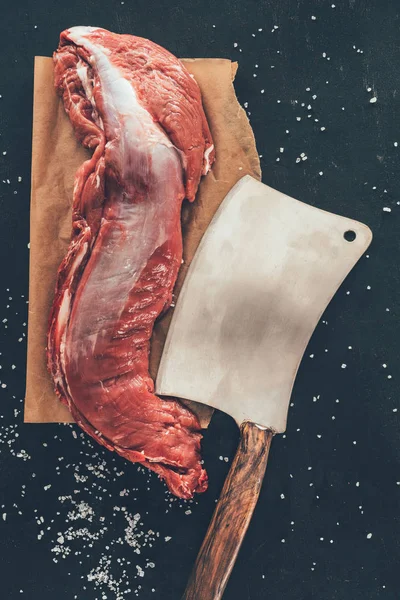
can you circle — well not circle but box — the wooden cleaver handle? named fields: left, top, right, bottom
left=182, top=421, right=274, bottom=600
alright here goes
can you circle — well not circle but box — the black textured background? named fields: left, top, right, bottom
left=0, top=1, right=399, bottom=598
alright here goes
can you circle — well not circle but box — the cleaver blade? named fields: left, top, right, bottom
left=156, top=175, right=372, bottom=433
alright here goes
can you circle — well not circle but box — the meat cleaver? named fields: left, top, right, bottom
left=155, top=175, right=372, bottom=600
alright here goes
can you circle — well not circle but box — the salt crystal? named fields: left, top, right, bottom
left=370, top=97, right=377, bottom=104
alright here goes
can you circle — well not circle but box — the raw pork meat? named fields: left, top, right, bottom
left=47, top=26, right=214, bottom=498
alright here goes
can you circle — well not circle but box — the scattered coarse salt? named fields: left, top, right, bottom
left=311, top=15, right=316, bottom=20
left=370, top=97, right=377, bottom=104
left=341, top=364, right=347, bottom=369
left=367, top=533, right=372, bottom=539
left=394, top=142, right=398, bottom=147
left=383, top=207, right=391, bottom=212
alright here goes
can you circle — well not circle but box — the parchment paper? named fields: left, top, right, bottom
left=25, top=56, right=261, bottom=427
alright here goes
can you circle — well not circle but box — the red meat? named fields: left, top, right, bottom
left=47, top=26, right=214, bottom=498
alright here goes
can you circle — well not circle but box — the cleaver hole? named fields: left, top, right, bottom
left=344, top=230, right=356, bottom=242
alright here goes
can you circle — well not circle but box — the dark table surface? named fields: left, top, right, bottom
left=1, top=1, right=399, bottom=598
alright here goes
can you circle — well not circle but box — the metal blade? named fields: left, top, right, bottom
left=156, top=176, right=372, bottom=432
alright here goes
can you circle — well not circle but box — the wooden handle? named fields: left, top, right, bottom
left=182, top=421, right=274, bottom=600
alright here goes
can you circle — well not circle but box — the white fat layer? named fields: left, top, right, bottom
left=67, top=26, right=100, bottom=37
left=63, top=31, right=185, bottom=375
left=57, top=289, right=71, bottom=333
left=55, top=242, right=89, bottom=392
left=76, top=59, right=104, bottom=131
left=76, top=59, right=94, bottom=104
left=204, top=144, right=214, bottom=173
